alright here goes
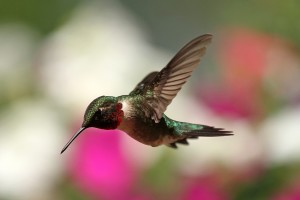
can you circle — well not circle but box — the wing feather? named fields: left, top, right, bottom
left=130, top=34, right=213, bottom=122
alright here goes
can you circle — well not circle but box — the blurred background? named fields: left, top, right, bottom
left=1, top=0, right=300, bottom=199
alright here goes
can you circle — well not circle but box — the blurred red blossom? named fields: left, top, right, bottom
left=272, top=181, right=300, bottom=200
left=180, top=175, right=228, bottom=200
left=67, top=127, right=138, bottom=199
left=197, top=28, right=300, bottom=121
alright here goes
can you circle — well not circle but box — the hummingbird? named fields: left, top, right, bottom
left=61, top=34, right=232, bottom=154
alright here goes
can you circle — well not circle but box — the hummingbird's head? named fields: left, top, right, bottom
left=82, top=96, right=123, bottom=129
left=61, top=96, right=124, bottom=154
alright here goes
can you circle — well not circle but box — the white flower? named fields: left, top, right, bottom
left=38, top=1, right=168, bottom=112
left=260, top=106, right=300, bottom=163
left=0, top=99, right=66, bottom=200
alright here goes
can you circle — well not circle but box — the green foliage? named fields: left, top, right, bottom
left=62, top=183, right=93, bottom=200
left=0, top=0, right=81, bottom=34
left=140, top=151, right=180, bottom=198
left=233, top=163, right=300, bottom=200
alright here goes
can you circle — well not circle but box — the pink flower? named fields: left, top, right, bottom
left=67, top=127, right=137, bottom=199
left=197, top=28, right=299, bottom=121
left=198, top=84, right=262, bottom=119
left=272, top=182, right=300, bottom=200
left=218, top=29, right=270, bottom=85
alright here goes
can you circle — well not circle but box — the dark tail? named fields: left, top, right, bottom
left=184, top=125, right=233, bottom=137
left=167, top=121, right=233, bottom=148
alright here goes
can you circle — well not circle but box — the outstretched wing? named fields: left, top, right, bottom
left=131, top=34, right=213, bottom=122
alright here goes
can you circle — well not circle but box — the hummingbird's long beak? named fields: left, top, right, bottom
left=60, top=127, right=86, bottom=154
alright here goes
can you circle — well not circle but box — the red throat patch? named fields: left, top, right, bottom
left=115, top=103, right=124, bottom=127
left=100, top=102, right=124, bottom=129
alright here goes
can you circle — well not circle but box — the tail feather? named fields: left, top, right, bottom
left=167, top=124, right=233, bottom=149
left=185, top=126, right=233, bottom=137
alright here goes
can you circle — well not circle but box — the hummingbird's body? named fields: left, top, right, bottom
left=61, top=34, right=233, bottom=154
left=119, top=95, right=180, bottom=147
